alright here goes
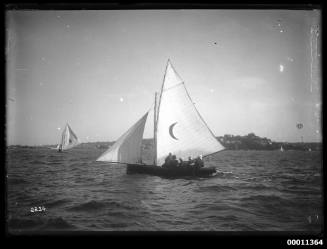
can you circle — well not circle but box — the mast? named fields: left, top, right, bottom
left=156, top=59, right=170, bottom=126
left=154, top=92, right=158, bottom=166
left=154, top=60, right=170, bottom=166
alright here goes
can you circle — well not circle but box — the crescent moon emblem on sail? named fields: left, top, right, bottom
left=169, top=122, right=178, bottom=140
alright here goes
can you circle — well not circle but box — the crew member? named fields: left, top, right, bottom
left=198, top=155, right=204, bottom=168
left=194, top=155, right=204, bottom=169
left=163, top=152, right=172, bottom=168
left=179, top=158, right=184, bottom=167
left=187, top=156, right=194, bottom=166
left=170, top=155, right=179, bottom=168
left=165, top=153, right=172, bottom=164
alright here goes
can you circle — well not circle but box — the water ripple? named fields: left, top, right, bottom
left=6, top=147, right=322, bottom=232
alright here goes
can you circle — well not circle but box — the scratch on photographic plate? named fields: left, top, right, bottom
left=309, top=11, right=321, bottom=139
left=310, top=23, right=319, bottom=93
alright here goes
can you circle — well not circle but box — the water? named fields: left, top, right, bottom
left=6, top=144, right=323, bottom=233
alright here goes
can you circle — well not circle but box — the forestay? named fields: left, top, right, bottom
left=156, top=61, right=225, bottom=166
left=96, top=112, right=148, bottom=163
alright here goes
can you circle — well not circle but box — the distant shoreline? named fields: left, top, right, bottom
left=7, top=133, right=322, bottom=151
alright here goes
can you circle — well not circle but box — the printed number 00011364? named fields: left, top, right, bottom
left=287, top=239, right=323, bottom=246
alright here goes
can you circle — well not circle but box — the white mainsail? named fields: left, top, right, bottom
left=155, top=60, right=225, bottom=165
left=58, top=124, right=80, bottom=150
left=96, top=112, right=148, bottom=163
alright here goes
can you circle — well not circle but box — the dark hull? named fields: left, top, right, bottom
left=126, top=164, right=216, bottom=178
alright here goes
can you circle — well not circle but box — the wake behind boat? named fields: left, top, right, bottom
left=96, top=60, right=225, bottom=177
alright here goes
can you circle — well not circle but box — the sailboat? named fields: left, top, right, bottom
left=96, top=60, right=225, bottom=177
left=280, top=145, right=284, bottom=152
left=52, top=123, right=80, bottom=152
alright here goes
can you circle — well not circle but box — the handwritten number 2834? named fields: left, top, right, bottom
left=30, top=206, right=46, bottom=212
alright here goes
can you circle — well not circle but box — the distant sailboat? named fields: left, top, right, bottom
left=53, top=123, right=80, bottom=152
left=280, top=146, right=284, bottom=152
left=97, top=60, right=225, bottom=177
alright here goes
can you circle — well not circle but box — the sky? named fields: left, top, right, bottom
left=6, top=9, right=321, bottom=146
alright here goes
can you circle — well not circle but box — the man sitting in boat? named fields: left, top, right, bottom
left=162, top=153, right=179, bottom=169
left=162, top=153, right=172, bottom=168
left=165, top=153, right=172, bottom=163
left=186, top=156, right=194, bottom=167
left=194, top=155, right=204, bottom=169
left=170, top=155, right=179, bottom=168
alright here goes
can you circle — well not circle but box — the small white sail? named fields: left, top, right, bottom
left=58, top=124, right=80, bottom=150
left=96, top=112, right=148, bottom=163
left=156, top=61, right=225, bottom=165
left=280, top=146, right=284, bottom=152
